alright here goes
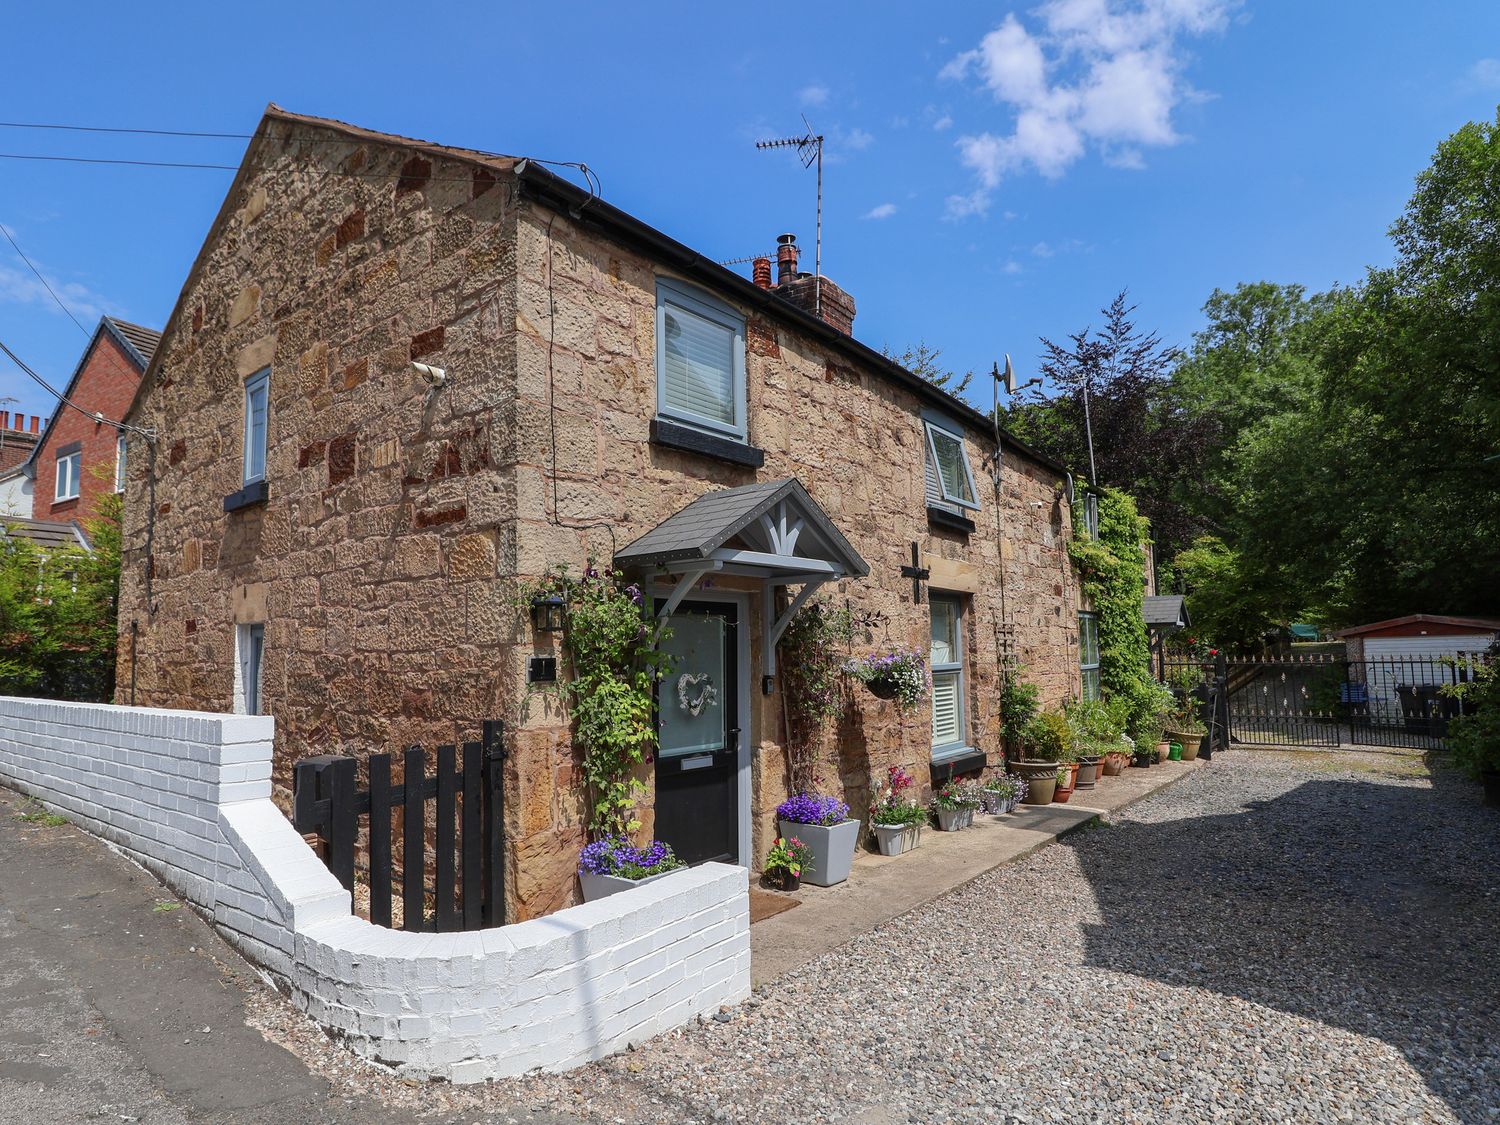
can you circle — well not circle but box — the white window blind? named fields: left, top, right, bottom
left=663, top=305, right=735, bottom=425
left=932, top=671, right=962, bottom=746
left=115, top=433, right=127, bottom=493
left=243, top=369, right=269, bottom=484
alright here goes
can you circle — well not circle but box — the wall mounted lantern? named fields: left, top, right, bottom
left=530, top=593, right=567, bottom=635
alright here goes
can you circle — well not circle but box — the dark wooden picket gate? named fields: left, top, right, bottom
left=291, top=719, right=507, bottom=931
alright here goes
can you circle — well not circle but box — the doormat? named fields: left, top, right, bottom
left=749, top=887, right=800, bottom=925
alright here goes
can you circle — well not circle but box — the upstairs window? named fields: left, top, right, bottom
left=1079, top=612, right=1101, bottom=702
left=656, top=278, right=746, bottom=440
left=243, top=368, right=270, bottom=484
left=55, top=448, right=81, bottom=502
left=924, top=420, right=979, bottom=510
left=115, top=432, right=127, bottom=493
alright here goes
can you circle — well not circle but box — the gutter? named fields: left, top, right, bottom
left=514, top=163, right=1075, bottom=481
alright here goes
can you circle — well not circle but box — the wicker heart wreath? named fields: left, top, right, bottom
left=676, top=673, right=719, bottom=717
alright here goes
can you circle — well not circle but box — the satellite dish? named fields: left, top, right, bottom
left=1065, top=473, right=1076, bottom=505
left=996, top=354, right=1042, bottom=396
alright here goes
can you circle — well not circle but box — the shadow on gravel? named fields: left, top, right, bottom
left=1073, top=762, right=1499, bottom=1121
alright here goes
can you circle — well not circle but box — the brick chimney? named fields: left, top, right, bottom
left=752, top=256, right=773, bottom=290
left=771, top=233, right=857, bottom=336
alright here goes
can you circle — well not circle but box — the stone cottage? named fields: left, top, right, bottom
left=117, top=106, right=1090, bottom=920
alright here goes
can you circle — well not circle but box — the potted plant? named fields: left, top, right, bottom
left=869, top=764, right=927, bottom=855
left=763, top=836, right=812, bottom=891
left=1013, top=708, right=1071, bottom=804
left=1051, top=762, right=1076, bottom=803
left=844, top=647, right=929, bottom=712
left=932, top=779, right=982, bottom=831
left=578, top=835, right=686, bottom=901
left=776, top=793, right=860, bottom=887
left=981, top=774, right=1027, bottom=814
left=1129, top=735, right=1154, bottom=768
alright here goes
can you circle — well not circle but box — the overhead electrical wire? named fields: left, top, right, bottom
left=0, top=336, right=154, bottom=440
left=0, top=219, right=90, bottom=337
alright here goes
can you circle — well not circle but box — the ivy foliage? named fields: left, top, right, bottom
left=0, top=493, right=121, bottom=701
left=523, top=564, right=668, bottom=839
left=1069, top=487, right=1157, bottom=745
left=776, top=599, right=857, bottom=794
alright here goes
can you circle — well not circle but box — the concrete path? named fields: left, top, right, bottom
left=751, top=758, right=1201, bottom=982
left=0, top=785, right=576, bottom=1125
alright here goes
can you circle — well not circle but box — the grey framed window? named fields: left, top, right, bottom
left=243, top=368, right=270, bottom=485
left=924, top=420, right=979, bottom=510
left=55, top=449, right=81, bottom=502
left=114, top=432, right=127, bottom=493
left=655, top=278, right=747, bottom=440
left=1083, top=492, right=1099, bottom=539
left=236, top=622, right=265, bottom=715
left=1079, top=612, right=1101, bottom=702
left=930, top=595, right=967, bottom=757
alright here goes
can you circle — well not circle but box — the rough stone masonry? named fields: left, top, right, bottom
left=118, top=106, right=1088, bottom=921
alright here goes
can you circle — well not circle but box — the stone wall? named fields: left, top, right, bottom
left=505, top=201, right=1083, bottom=883
left=119, top=111, right=1087, bottom=922
left=117, top=117, right=524, bottom=821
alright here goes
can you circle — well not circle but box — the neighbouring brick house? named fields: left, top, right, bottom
left=117, top=106, right=1093, bottom=921
left=28, top=317, right=161, bottom=523
left=0, top=410, right=47, bottom=516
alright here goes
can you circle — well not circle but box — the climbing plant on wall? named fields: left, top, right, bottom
left=521, top=564, right=669, bottom=839
left=1069, top=488, right=1156, bottom=743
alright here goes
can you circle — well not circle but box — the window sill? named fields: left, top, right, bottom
left=650, top=417, right=764, bottom=469
left=929, top=748, right=987, bottom=782
left=927, top=505, right=976, bottom=534
left=223, top=479, right=269, bottom=513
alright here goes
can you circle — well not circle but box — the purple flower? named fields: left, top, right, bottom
left=776, top=793, right=850, bottom=826
left=579, top=835, right=683, bottom=880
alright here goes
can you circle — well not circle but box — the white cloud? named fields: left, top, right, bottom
left=1031, top=241, right=1055, bottom=258
left=944, top=188, right=993, bottom=220
left=940, top=0, right=1235, bottom=212
left=862, top=203, right=898, bottom=220
left=1466, top=58, right=1500, bottom=90
left=799, top=83, right=830, bottom=107
left=0, top=261, right=117, bottom=324
left=933, top=113, right=954, bottom=131
left=1003, top=259, right=1024, bottom=274
left=844, top=127, right=875, bottom=150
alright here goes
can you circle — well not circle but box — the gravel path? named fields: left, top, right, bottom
left=253, top=748, right=1500, bottom=1124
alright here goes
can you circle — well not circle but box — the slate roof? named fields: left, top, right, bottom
left=1143, top=594, right=1189, bottom=629
left=0, top=516, right=92, bottom=552
left=614, top=478, right=869, bottom=577
left=105, top=318, right=162, bottom=369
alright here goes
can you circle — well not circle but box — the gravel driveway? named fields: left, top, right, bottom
left=274, top=747, right=1497, bottom=1124
left=224, top=750, right=1499, bottom=1122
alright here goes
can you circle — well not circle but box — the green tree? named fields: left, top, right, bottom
left=882, top=340, right=974, bottom=397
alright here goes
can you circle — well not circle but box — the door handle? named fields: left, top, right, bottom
left=727, top=727, right=741, bottom=750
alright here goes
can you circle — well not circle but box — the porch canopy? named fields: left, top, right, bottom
left=614, top=478, right=869, bottom=681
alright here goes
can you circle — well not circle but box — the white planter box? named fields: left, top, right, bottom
left=579, top=866, right=685, bottom=902
left=872, top=823, right=922, bottom=856
left=777, top=817, right=860, bottom=887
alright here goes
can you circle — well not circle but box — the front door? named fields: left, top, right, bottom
left=656, top=601, right=739, bottom=865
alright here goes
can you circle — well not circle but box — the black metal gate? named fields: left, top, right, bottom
left=1164, top=652, right=1482, bottom=751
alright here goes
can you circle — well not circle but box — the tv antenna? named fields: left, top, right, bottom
left=717, top=252, right=774, bottom=267
left=756, top=116, right=824, bottom=313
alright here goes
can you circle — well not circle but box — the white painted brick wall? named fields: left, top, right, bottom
left=0, top=696, right=750, bottom=1081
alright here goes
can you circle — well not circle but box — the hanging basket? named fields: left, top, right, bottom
left=866, top=676, right=901, bottom=701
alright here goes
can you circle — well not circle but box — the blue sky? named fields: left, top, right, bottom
left=3, top=1, right=1499, bottom=419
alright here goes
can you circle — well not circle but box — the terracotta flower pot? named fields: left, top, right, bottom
left=1101, top=753, right=1124, bottom=776
left=1053, top=763, right=1078, bottom=803
left=1180, top=739, right=1201, bottom=762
